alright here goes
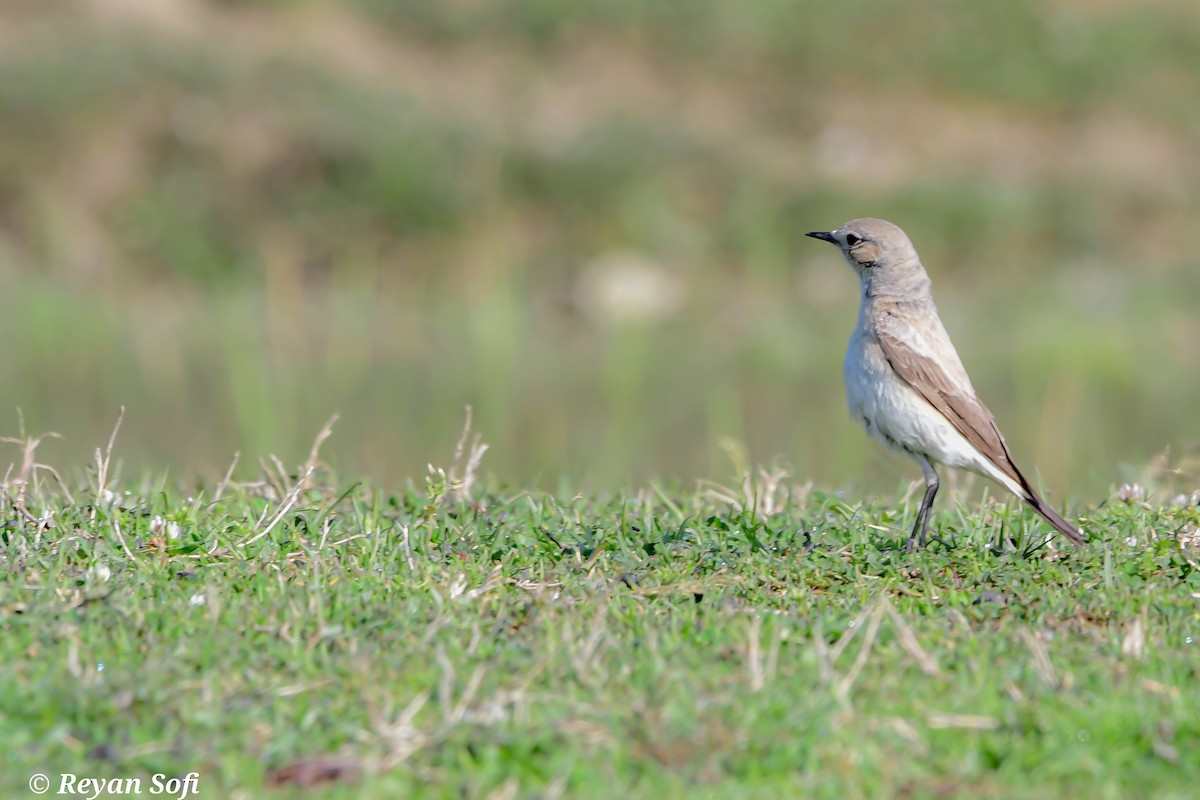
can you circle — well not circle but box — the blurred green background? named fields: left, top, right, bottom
left=1, top=0, right=1198, bottom=494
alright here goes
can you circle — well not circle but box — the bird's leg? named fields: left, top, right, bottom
left=905, top=457, right=940, bottom=551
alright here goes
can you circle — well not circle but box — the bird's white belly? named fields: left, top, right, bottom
left=843, top=330, right=990, bottom=473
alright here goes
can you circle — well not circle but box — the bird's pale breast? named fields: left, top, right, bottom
left=843, top=320, right=1010, bottom=486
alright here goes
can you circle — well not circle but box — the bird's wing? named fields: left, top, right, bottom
left=874, top=306, right=1084, bottom=546
left=873, top=309, right=1030, bottom=493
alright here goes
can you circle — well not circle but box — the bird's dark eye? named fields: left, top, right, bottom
left=845, top=233, right=862, bottom=247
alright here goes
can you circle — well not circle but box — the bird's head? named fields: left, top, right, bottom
left=806, top=218, right=927, bottom=296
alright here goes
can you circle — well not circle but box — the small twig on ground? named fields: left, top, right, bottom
left=698, top=460, right=801, bottom=518
left=375, top=692, right=431, bottom=770
left=398, top=523, right=416, bottom=571
left=215, top=451, right=240, bottom=501
left=1020, top=629, right=1060, bottom=689
left=1121, top=613, right=1147, bottom=660
left=835, top=600, right=886, bottom=700
left=813, top=620, right=833, bottom=687
left=1, top=411, right=59, bottom=484
left=927, top=713, right=999, bottom=730
left=448, top=406, right=488, bottom=505
left=4, top=480, right=46, bottom=532
left=2, top=413, right=72, bottom=508
left=885, top=601, right=941, bottom=677
left=747, top=615, right=765, bottom=692
left=240, top=415, right=338, bottom=547
left=111, top=517, right=138, bottom=564
left=91, top=406, right=125, bottom=521
left=829, top=600, right=878, bottom=664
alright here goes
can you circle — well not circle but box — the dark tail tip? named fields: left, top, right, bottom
left=1025, top=494, right=1085, bottom=547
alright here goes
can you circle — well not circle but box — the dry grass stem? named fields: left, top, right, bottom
left=91, top=406, right=125, bottom=518
left=748, top=615, right=765, bottom=692
left=240, top=415, right=338, bottom=547
left=110, top=517, right=138, bottom=564
left=927, top=714, right=1000, bottom=730
left=215, top=450, right=240, bottom=501
left=886, top=601, right=941, bottom=677
left=448, top=405, right=489, bottom=506
left=835, top=601, right=886, bottom=700
left=1020, top=629, right=1060, bottom=689
left=1121, top=613, right=1146, bottom=660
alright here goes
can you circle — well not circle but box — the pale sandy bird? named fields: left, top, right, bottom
left=806, top=218, right=1084, bottom=549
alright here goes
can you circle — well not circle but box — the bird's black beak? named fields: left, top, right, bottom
left=806, top=231, right=837, bottom=244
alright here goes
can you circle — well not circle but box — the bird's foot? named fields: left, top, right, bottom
left=927, top=532, right=957, bottom=550
left=903, top=530, right=956, bottom=552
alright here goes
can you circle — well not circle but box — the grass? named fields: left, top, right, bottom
left=2, top=6, right=1199, bottom=792
left=2, top=420, right=1199, bottom=798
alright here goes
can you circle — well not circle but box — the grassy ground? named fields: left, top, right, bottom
left=3, top=4, right=1199, bottom=793
left=2, top=422, right=1198, bottom=798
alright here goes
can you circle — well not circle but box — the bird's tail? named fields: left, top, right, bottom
left=1023, top=492, right=1085, bottom=547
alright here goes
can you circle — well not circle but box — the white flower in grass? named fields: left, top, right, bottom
left=1169, top=491, right=1200, bottom=508
left=1114, top=484, right=1146, bottom=503
left=189, top=593, right=206, bottom=606
left=150, top=516, right=183, bottom=540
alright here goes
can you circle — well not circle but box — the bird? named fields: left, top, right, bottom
left=805, top=218, right=1084, bottom=550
